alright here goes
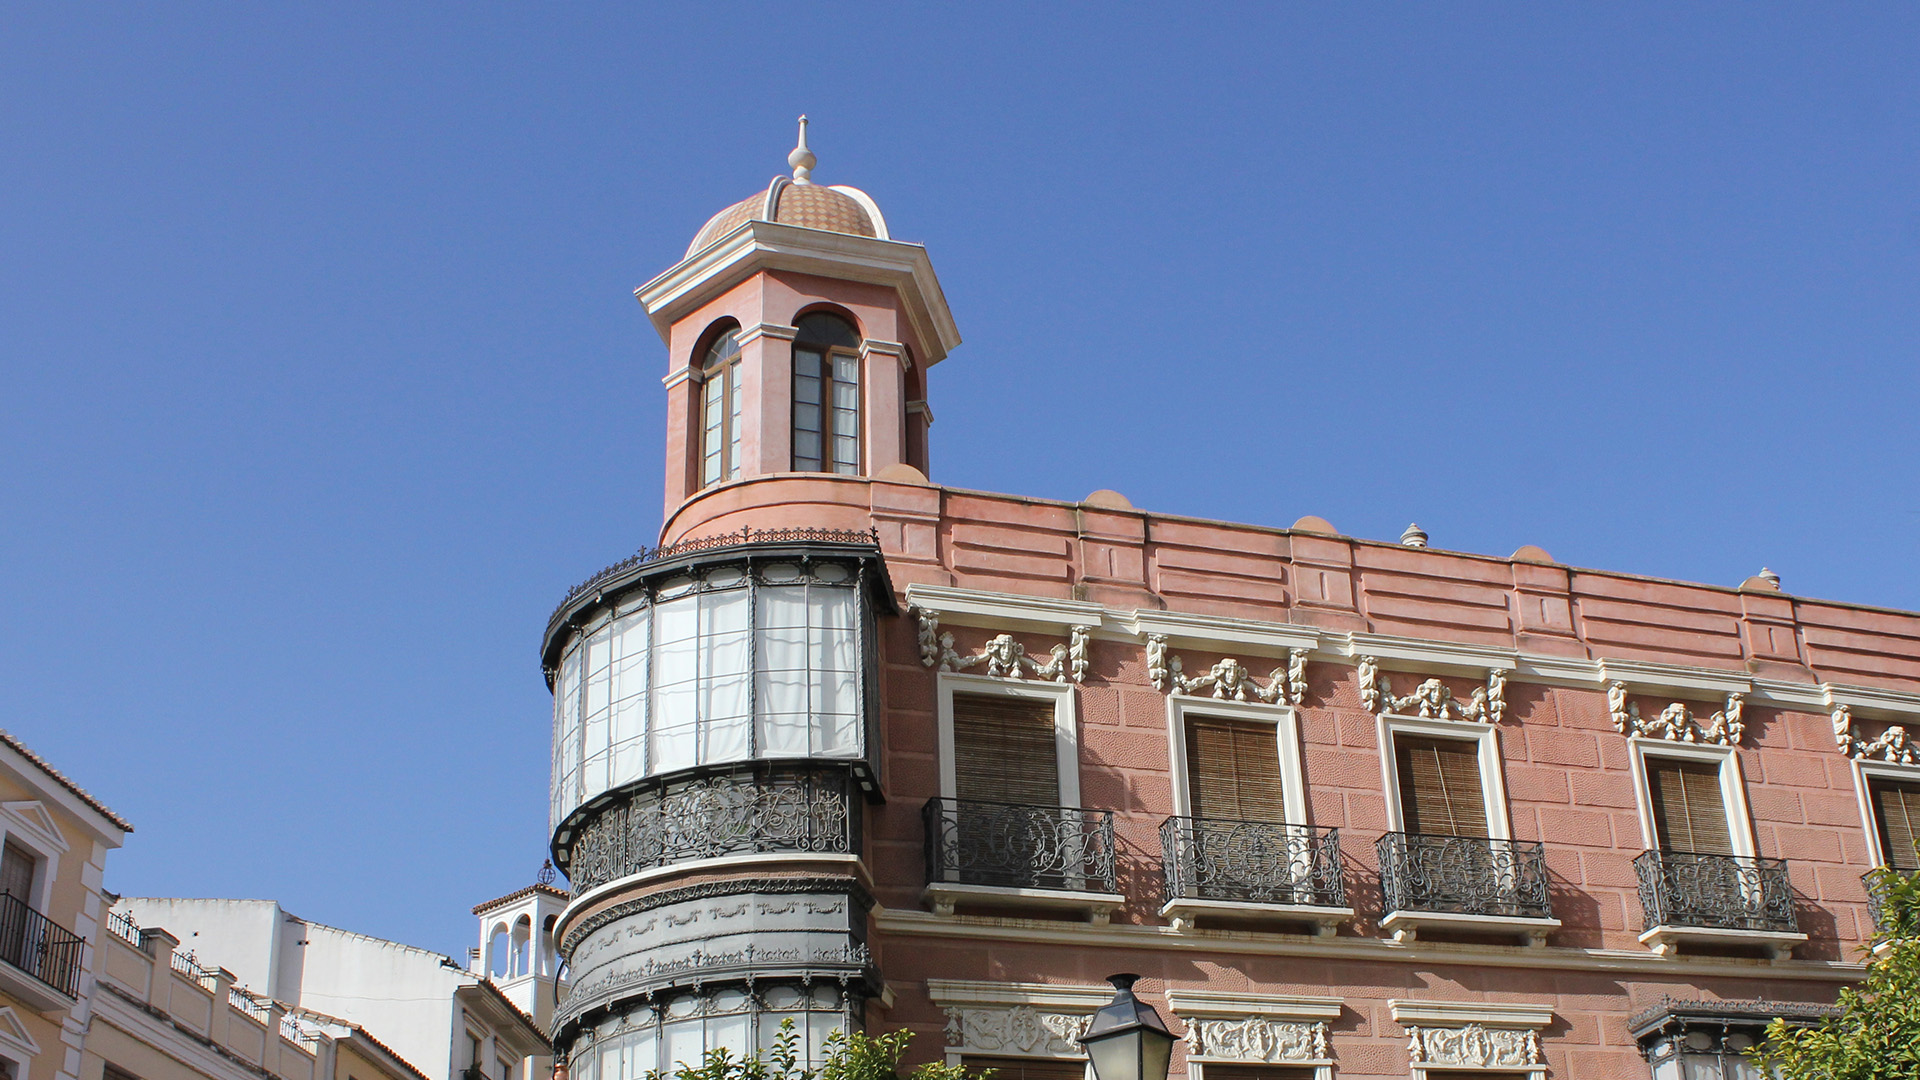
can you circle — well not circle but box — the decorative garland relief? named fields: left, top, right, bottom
left=1609, top=683, right=1745, bottom=746
left=1407, top=1024, right=1540, bottom=1069
left=1146, top=636, right=1308, bottom=705
left=1832, top=705, right=1920, bottom=765
left=1186, top=1017, right=1328, bottom=1063
left=914, top=609, right=1090, bottom=684
left=1358, top=656, right=1506, bottom=724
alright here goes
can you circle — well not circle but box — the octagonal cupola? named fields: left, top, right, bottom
left=636, top=117, right=960, bottom=521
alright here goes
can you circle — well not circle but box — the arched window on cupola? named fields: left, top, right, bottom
left=699, top=325, right=744, bottom=488
left=791, top=312, right=861, bottom=474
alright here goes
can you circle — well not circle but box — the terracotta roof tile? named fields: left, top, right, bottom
left=0, top=728, right=132, bottom=833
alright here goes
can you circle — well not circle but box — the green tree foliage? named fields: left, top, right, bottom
left=651, top=1025, right=982, bottom=1080
left=1751, top=866, right=1920, bottom=1078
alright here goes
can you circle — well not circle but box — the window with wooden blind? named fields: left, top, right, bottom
left=1199, top=1064, right=1318, bottom=1080
left=1871, top=778, right=1920, bottom=871
left=953, top=692, right=1061, bottom=806
left=1645, top=757, right=1734, bottom=855
left=1185, top=717, right=1286, bottom=823
left=1394, top=736, right=1489, bottom=838
left=959, top=1059, right=1085, bottom=1080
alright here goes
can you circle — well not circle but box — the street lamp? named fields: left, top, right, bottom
left=1080, top=974, right=1177, bottom=1080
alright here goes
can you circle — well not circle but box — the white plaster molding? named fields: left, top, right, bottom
left=1596, top=658, right=1752, bottom=697
left=1165, top=990, right=1342, bottom=1021
left=1509, top=653, right=1605, bottom=685
left=921, top=883, right=1121, bottom=925
left=1388, top=1000, right=1556, bottom=1028
left=733, top=322, right=798, bottom=345
left=1184, top=1017, right=1327, bottom=1063
left=905, top=585, right=1108, bottom=634
left=937, top=1003, right=1094, bottom=1056
left=1405, top=1024, right=1540, bottom=1069
left=927, top=980, right=1115, bottom=1009
left=1127, top=610, right=1320, bottom=656
left=0, top=802, right=67, bottom=854
left=0, top=1007, right=39, bottom=1058
left=1825, top=681, right=1920, bottom=720
left=915, top=607, right=1091, bottom=684
left=1610, top=683, right=1746, bottom=746
left=1149, top=638, right=1304, bottom=705
left=1751, top=677, right=1833, bottom=710
left=1339, top=632, right=1518, bottom=674
left=906, top=399, right=934, bottom=424
left=1832, top=705, right=1920, bottom=765
left=859, top=338, right=909, bottom=371
left=660, top=367, right=698, bottom=390
left=1358, top=657, right=1507, bottom=724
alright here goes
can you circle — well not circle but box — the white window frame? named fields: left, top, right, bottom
left=937, top=673, right=1079, bottom=807
left=0, top=802, right=66, bottom=914
left=1377, top=714, right=1512, bottom=839
left=1627, top=739, right=1757, bottom=858
left=1188, top=1061, right=1330, bottom=1080
left=1167, top=697, right=1309, bottom=826
left=1852, top=757, right=1920, bottom=869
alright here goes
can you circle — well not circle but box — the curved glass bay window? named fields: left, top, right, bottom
left=700, top=328, right=744, bottom=487
left=549, top=555, right=874, bottom=832
left=570, top=984, right=855, bottom=1080
left=791, top=313, right=860, bottom=474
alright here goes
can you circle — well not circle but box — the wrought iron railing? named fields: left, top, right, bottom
left=1635, top=850, right=1796, bottom=934
left=106, top=907, right=143, bottom=946
left=551, top=526, right=881, bottom=625
left=1864, top=866, right=1920, bottom=936
left=1376, top=832, right=1553, bottom=921
left=1160, top=816, right=1346, bottom=908
left=171, top=948, right=220, bottom=989
left=0, top=891, right=84, bottom=999
left=561, top=763, right=859, bottom=891
left=923, top=798, right=1116, bottom=893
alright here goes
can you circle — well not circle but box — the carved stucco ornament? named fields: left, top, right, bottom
left=1833, top=704, right=1920, bottom=765
left=943, top=1005, right=1091, bottom=1056
left=1358, top=657, right=1506, bottom=724
left=913, top=609, right=1090, bottom=684
left=1186, top=1017, right=1328, bottom=1063
left=1406, top=1023, right=1540, bottom=1069
left=1609, top=683, right=1745, bottom=746
left=1146, top=635, right=1310, bottom=705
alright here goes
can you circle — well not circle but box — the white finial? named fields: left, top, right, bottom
left=788, top=115, right=816, bottom=184
left=1758, top=567, right=1781, bottom=589
left=1400, top=523, right=1429, bottom=549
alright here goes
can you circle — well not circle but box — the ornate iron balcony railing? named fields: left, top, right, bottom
left=923, top=798, right=1116, bottom=893
left=1160, top=816, right=1346, bottom=908
left=1634, top=850, right=1796, bottom=934
left=562, top=763, right=859, bottom=892
left=0, top=891, right=84, bottom=999
left=1376, top=832, right=1552, bottom=921
left=1864, top=866, right=1920, bottom=937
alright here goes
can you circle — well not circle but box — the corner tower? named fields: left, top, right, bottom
left=636, top=118, right=960, bottom=528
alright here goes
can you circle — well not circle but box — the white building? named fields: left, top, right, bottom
left=115, top=899, right=545, bottom=1080
left=472, top=877, right=565, bottom=1080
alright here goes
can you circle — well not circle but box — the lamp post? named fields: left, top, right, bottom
left=1080, top=974, right=1177, bottom=1080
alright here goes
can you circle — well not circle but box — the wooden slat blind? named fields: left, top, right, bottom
left=953, top=692, right=1060, bottom=805
left=1395, top=736, right=1488, bottom=838
left=1872, top=779, right=1920, bottom=871
left=1202, top=1065, right=1318, bottom=1080
left=1646, top=758, right=1734, bottom=855
left=959, top=1059, right=1085, bottom=1080
left=1185, top=717, right=1286, bottom=822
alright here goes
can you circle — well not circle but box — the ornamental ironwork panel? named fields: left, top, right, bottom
left=1634, top=850, right=1796, bottom=933
left=564, top=764, right=858, bottom=892
left=1375, top=832, right=1552, bottom=920
left=922, top=798, right=1116, bottom=893
left=0, top=891, right=84, bottom=999
left=1159, top=816, right=1346, bottom=908
left=1864, top=866, right=1920, bottom=936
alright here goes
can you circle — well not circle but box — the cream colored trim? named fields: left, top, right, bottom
left=734, top=321, right=798, bottom=345
left=1597, top=658, right=1752, bottom=696
left=661, top=367, right=699, bottom=390
left=1389, top=999, right=1555, bottom=1028
left=1639, top=924, right=1807, bottom=959
left=1828, top=681, right=1920, bottom=721
left=1378, top=909, right=1561, bottom=947
left=1166, top=990, right=1342, bottom=1021
left=1129, top=610, right=1320, bottom=657
left=906, top=399, right=934, bottom=424
left=926, top=979, right=1114, bottom=1008
left=859, top=339, right=908, bottom=372
left=553, top=852, right=868, bottom=940
left=1166, top=697, right=1308, bottom=824
left=908, top=584, right=1108, bottom=634
left=829, top=185, right=891, bottom=241
left=0, top=1006, right=38, bottom=1057
left=1343, top=632, right=1517, bottom=674
left=1852, top=756, right=1920, bottom=868
left=1378, top=713, right=1513, bottom=840
left=922, top=883, right=1122, bottom=924
left=0, top=802, right=66, bottom=855
left=1157, top=898, right=1352, bottom=936
left=937, top=672, right=1081, bottom=803
left=1190, top=1065, right=1330, bottom=1080
left=871, top=905, right=1867, bottom=982
left=1626, top=737, right=1758, bottom=858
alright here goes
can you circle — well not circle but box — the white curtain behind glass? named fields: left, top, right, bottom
left=754, top=586, right=860, bottom=757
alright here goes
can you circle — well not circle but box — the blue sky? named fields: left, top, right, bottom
left=2, top=5, right=1915, bottom=958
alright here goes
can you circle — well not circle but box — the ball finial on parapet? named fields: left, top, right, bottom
left=789, top=115, right=816, bottom=184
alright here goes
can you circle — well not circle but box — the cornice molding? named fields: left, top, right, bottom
left=1388, top=999, right=1555, bottom=1028
left=1165, top=990, right=1342, bottom=1021
left=1128, top=610, right=1320, bottom=656
left=905, top=584, right=1108, bottom=633
left=926, top=979, right=1114, bottom=1009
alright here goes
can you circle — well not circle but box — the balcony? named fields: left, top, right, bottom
left=1864, top=866, right=1920, bottom=938
left=922, top=798, right=1121, bottom=923
left=1158, top=816, right=1352, bottom=935
left=1375, top=832, right=1560, bottom=946
left=0, top=891, right=84, bottom=1010
left=560, top=762, right=860, bottom=893
left=1634, top=850, right=1805, bottom=958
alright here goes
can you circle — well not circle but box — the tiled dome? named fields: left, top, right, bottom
left=686, top=178, right=889, bottom=257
